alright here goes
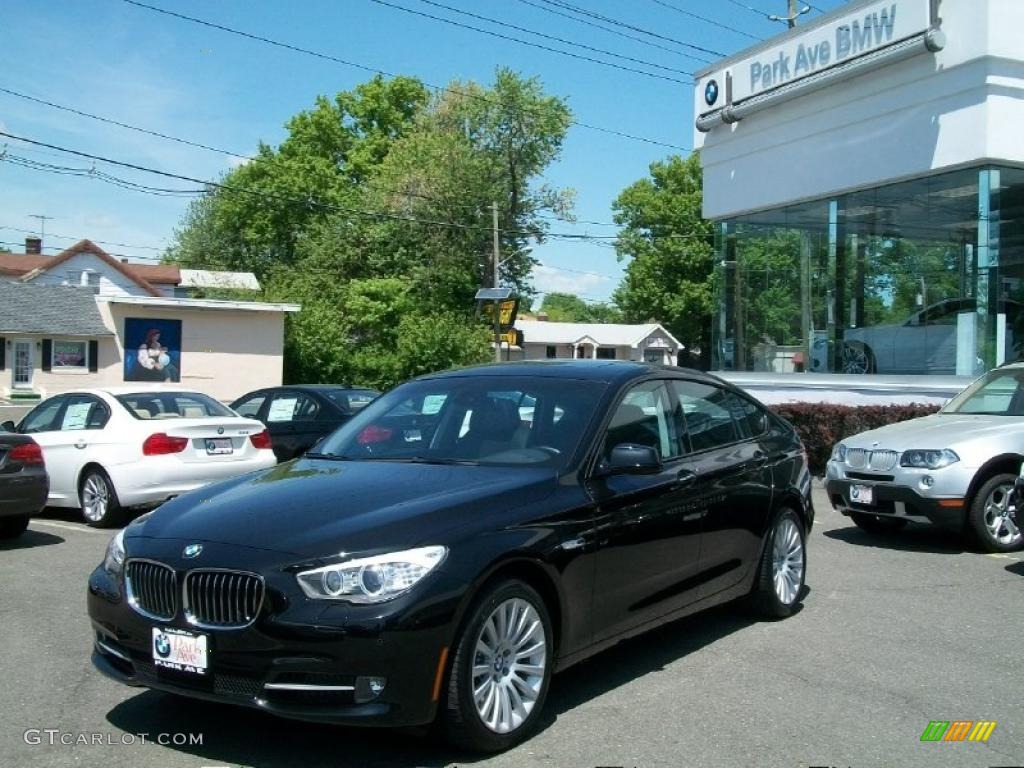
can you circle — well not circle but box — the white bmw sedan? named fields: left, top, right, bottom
left=5, top=388, right=276, bottom=527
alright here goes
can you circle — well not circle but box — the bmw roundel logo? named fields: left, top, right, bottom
left=704, top=79, right=719, bottom=107
left=154, top=633, right=171, bottom=658
left=183, top=543, right=203, bottom=559
left=217, top=427, right=225, bottom=435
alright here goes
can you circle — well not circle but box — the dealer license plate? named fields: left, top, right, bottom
left=205, top=437, right=233, bottom=455
left=152, top=628, right=208, bottom=675
left=850, top=484, right=874, bottom=506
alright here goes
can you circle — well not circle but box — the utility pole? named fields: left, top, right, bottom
left=769, top=0, right=810, bottom=27
left=492, top=201, right=502, bottom=362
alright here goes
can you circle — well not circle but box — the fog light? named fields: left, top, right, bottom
left=920, top=475, right=934, bottom=489
left=354, top=676, right=387, bottom=703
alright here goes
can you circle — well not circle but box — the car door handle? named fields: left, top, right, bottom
left=672, top=469, right=697, bottom=489
left=74, top=440, right=87, bottom=450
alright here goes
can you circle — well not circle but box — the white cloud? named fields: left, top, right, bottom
left=226, top=154, right=251, bottom=169
left=532, top=264, right=611, bottom=299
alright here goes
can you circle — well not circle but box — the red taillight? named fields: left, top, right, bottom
left=9, top=441, right=44, bottom=465
left=249, top=429, right=272, bottom=450
left=142, top=433, right=189, bottom=456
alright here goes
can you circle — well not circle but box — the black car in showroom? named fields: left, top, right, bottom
left=0, top=428, right=49, bottom=539
left=88, top=362, right=812, bottom=752
left=229, top=385, right=378, bottom=462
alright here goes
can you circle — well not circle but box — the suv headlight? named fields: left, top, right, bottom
left=296, top=546, right=447, bottom=603
left=900, top=449, right=959, bottom=470
left=831, top=443, right=847, bottom=462
left=104, top=529, right=126, bottom=574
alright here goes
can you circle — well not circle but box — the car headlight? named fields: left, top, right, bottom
left=104, top=529, right=126, bottom=574
left=296, top=546, right=447, bottom=603
left=899, top=449, right=959, bottom=469
left=831, top=443, right=847, bottom=462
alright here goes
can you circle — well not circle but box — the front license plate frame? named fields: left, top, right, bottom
left=152, top=627, right=209, bottom=675
left=205, top=437, right=233, bottom=455
left=850, top=483, right=874, bottom=506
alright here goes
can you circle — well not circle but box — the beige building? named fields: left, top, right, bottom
left=0, top=239, right=299, bottom=402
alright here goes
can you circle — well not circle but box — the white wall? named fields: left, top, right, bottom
left=698, top=0, right=1024, bottom=219
left=29, top=252, right=148, bottom=297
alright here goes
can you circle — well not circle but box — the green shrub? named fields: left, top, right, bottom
left=770, top=402, right=941, bottom=475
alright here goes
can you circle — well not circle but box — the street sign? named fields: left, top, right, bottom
left=499, top=329, right=524, bottom=347
left=481, top=298, right=520, bottom=332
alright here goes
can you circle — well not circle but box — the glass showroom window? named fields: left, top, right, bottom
left=52, top=340, right=88, bottom=369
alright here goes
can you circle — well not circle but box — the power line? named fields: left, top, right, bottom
left=0, top=224, right=164, bottom=251
left=536, top=0, right=725, bottom=58
left=118, top=0, right=690, bottom=152
left=722, top=0, right=776, bottom=22
left=646, top=0, right=763, bottom=41
left=399, top=0, right=694, bottom=76
left=366, top=0, right=690, bottom=83
left=512, top=0, right=712, bottom=64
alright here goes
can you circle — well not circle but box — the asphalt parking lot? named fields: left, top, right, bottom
left=2, top=482, right=1023, bottom=768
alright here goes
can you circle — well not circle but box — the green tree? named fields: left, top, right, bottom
left=540, top=292, right=621, bottom=322
left=172, top=70, right=573, bottom=385
left=612, top=153, right=714, bottom=357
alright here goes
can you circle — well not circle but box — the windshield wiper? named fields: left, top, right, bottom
left=304, top=452, right=353, bottom=461
left=357, top=456, right=478, bottom=466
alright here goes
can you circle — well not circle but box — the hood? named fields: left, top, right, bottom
left=130, top=458, right=557, bottom=558
left=840, top=413, right=1023, bottom=452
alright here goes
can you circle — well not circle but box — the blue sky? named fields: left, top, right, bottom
left=0, top=0, right=846, bottom=301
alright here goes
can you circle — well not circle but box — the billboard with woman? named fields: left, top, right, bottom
left=123, top=318, right=182, bottom=382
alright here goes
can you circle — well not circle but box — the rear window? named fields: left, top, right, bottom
left=116, top=392, right=235, bottom=420
left=324, top=389, right=379, bottom=412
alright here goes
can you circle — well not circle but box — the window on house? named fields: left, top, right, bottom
left=52, top=340, right=88, bottom=369
left=596, top=347, right=616, bottom=359
left=545, top=345, right=557, bottom=359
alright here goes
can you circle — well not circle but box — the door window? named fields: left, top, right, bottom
left=20, top=397, right=66, bottom=434
left=267, top=392, right=320, bottom=423
left=670, top=380, right=741, bottom=452
left=604, top=381, right=683, bottom=461
left=60, top=395, right=110, bottom=431
left=233, top=393, right=267, bottom=418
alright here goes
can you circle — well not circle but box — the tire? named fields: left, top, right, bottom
left=850, top=512, right=908, bottom=534
left=841, top=341, right=874, bottom=375
left=750, top=508, right=806, bottom=619
left=0, top=514, right=30, bottom=539
left=440, top=580, right=553, bottom=753
left=967, top=473, right=1024, bottom=553
left=79, top=468, right=124, bottom=529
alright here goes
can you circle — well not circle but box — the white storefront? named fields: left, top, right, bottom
left=694, top=0, right=1024, bottom=378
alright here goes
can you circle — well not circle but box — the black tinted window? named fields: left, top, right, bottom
left=670, top=380, right=740, bottom=452
left=604, top=381, right=683, bottom=461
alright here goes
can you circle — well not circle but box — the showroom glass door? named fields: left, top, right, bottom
left=12, top=340, right=33, bottom=389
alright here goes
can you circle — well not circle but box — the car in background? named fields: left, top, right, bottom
left=230, top=385, right=378, bottom=462
left=0, top=429, right=49, bottom=539
left=826, top=363, right=1024, bottom=551
left=821, top=298, right=1022, bottom=374
left=8, top=388, right=276, bottom=528
left=88, top=361, right=812, bottom=752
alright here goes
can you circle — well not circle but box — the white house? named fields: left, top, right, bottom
left=512, top=320, right=681, bottom=364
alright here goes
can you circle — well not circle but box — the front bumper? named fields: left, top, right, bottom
left=87, top=563, right=456, bottom=728
left=824, top=475, right=965, bottom=528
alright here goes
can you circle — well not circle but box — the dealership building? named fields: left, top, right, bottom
left=695, top=0, right=1024, bottom=378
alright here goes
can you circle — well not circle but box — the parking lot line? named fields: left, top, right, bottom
left=32, top=520, right=107, bottom=535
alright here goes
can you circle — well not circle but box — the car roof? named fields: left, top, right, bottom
left=417, top=360, right=722, bottom=385
left=276, top=384, right=378, bottom=393
left=41, top=386, right=216, bottom=398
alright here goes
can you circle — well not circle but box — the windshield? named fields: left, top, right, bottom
left=116, top=392, right=236, bottom=420
left=314, top=376, right=606, bottom=470
left=942, top=370, right=1024, bottom=416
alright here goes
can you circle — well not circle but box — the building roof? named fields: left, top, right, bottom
left=514, top=321, right=682, bottom=349
left=17, top=239, right=164, bottom=297
left=180, top=269, right=261, bottom=290
left=0, top=283, right=113, bottom=337
left=99, top=295, right=300, bottom=313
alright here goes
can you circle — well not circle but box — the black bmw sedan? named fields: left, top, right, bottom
left=88, top=361, right=812, bottom=752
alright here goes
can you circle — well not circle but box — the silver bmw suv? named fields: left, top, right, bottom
left=825, top=364, right=1024, bottom=552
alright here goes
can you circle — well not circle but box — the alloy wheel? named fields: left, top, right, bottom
left=841, top=342, right=870, bottom=374
left=471, top=597, right=547, bottom=734
left=982, top=482, right=1022, bottom=547
left=82, top=474, right=109, bottom=523
left=772, top=518, right=804, bottom=606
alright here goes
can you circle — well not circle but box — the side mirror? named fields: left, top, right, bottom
left=0, top=420, right=16, bottom=433
left=601, top=443, right=662, bottom=476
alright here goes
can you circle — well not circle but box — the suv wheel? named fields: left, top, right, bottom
left=968, top=473, right=1023, bottom=553
left=750, top=508, right=806, bottom=619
